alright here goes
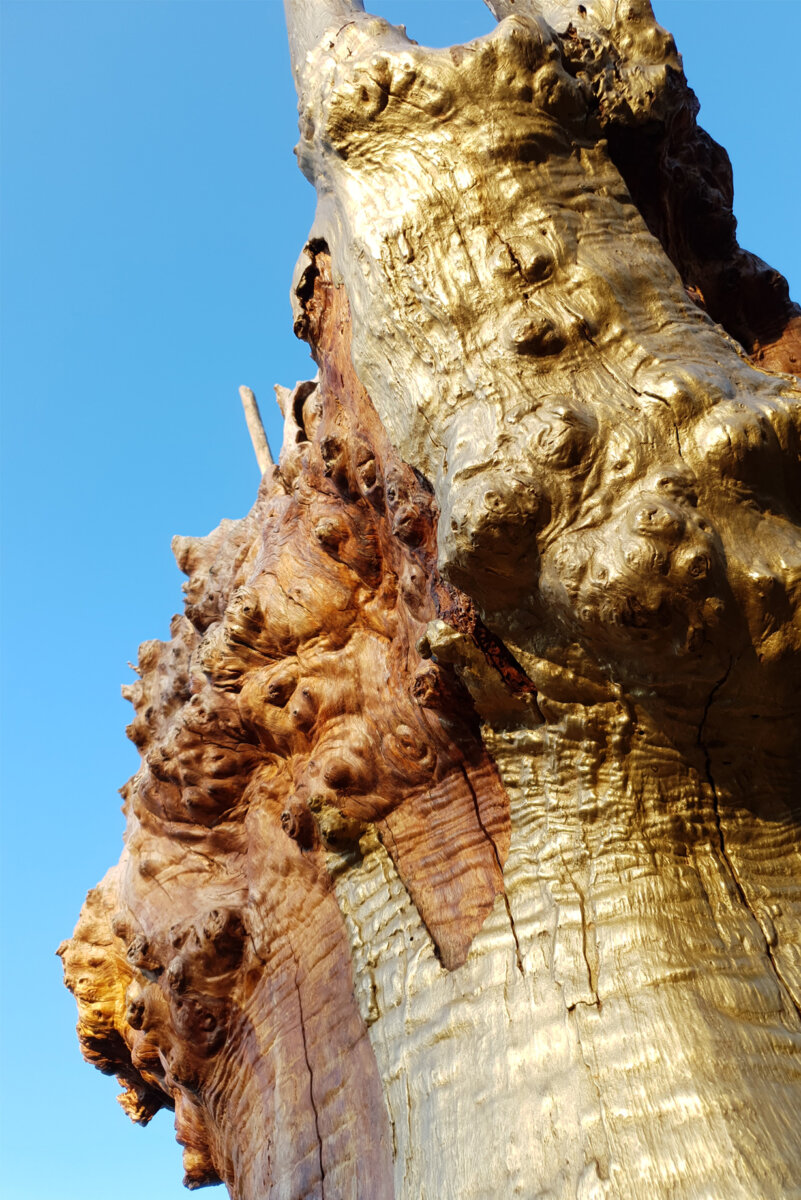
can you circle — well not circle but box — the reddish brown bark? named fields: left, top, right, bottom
left=59, top=250, right=513, bottom=1195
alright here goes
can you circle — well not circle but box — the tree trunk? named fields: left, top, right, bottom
left=60, top=3, right=801, bottom=1198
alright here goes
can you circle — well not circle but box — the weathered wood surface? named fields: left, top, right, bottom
left=484, top=0, right=801, bottom=374
left=62, top=2, right=801, bottom=1197
left=59, top=250, right=514, bottom=1196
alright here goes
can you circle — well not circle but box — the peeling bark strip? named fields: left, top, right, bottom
left=59, top=245, right=513, bottom=1196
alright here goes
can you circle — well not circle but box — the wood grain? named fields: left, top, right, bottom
left=59, top=250, right=513, bottom=1197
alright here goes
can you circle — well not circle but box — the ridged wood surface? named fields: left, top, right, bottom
left=62, top=2, right=801, bottom=1196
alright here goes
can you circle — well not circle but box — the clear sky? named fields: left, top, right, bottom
left=1, top=2, right=799, bottom=1198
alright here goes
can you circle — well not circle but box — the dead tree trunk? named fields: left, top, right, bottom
left=60, top=3, right=801, bottom=1198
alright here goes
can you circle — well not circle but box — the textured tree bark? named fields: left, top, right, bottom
left=60, top=3, right=801, bottom=1198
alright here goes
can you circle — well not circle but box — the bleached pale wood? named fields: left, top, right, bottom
left=283, top=0, right=365, bottom=87
left=238, top=385, right=273, bottom=473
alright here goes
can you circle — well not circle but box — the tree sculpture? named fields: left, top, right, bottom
left=60, top=2, right=801, bottom=1197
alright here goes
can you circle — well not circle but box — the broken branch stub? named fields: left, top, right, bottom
left=238, top=385, right=273, bottom=473
left=283, top=0, right=366, bottom=89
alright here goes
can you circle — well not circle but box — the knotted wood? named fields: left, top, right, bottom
left=59, top=251, right=514, bottom=1196
left=62, top=3, right=801, bottom=1197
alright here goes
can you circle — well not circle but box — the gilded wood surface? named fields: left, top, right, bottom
left=62, top=3, right=801, bottom=1197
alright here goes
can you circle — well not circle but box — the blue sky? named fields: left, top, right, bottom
left=1, top=2, right=799, bottom=1197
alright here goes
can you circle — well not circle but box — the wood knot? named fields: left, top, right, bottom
left=280, top=802, right=317, bottom=850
